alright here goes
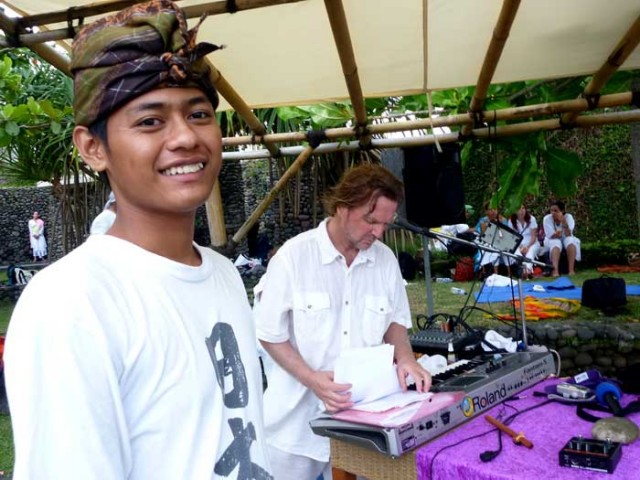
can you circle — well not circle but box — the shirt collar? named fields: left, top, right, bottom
left=316, top=218, right=376, bottom=266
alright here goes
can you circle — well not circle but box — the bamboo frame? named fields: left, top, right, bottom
left=324, top=0, right=368, bottom=131
left=561, top=14, right=640, bottom=125
left=231, top=146, right=315, bottom=244
left=222, top=91, right=637, bottom=149
left=3, top=0, right=640, bottom=249
left=0, top=0, right=308, bottom=47
left=461, top=0, right=521, bottom=136
left=222, top=109, right=640, bottom=162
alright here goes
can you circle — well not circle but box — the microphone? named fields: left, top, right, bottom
left=391, top=215, right=429, bottom=235
left=596, top=382, right=624, bottom=417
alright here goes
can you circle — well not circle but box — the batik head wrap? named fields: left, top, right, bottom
left=70, top=0, right=221, bottom=127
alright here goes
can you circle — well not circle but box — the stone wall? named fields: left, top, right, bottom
left=0, top=186, right=58, bottom=264
left=492, top=319, right=640, bottom=377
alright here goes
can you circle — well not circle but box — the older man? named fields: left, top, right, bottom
left=255, top=163, right=432, bottom=480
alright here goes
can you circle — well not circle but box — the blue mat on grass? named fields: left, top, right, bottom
left=475, top=276, right=640, bottom=304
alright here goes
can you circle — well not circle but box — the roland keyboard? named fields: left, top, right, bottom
left=310, top=351, right=555, bottom=457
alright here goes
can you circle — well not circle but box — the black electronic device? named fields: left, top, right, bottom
left=402, top=144, right=466, bottom=229
left=311, top=352, right=556, bottom=457
left=409, top=329, right=481, bottom=356
left=559, top=437, right=622, bottom=474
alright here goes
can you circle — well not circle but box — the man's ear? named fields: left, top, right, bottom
left=73, top=125, right=108, bottom=172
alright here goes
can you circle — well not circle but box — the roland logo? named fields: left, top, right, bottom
left=462, top=384, right=508, bottom=417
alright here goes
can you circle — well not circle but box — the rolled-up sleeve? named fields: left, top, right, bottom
left=254, top=253, right=294, bottom=343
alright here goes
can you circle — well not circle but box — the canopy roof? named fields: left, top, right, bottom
left=1, top=0, right=640, bottom=111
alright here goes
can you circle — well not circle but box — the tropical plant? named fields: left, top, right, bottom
left=0, top=48, right=102, bottom=255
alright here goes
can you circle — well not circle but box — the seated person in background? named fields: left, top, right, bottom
left=475, top=202, right=507, bottom=274
left=543, top=200, right=581, bottom=276
left=509, top=204, right=540, bottom=279
left=431, top=204, right=476, bottom=255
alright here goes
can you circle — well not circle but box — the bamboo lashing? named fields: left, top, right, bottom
left=222, top=109, right=640, bottom=161
left=222, top=91, right=637, bottom=148
left=561, top=14, right=640, bottom=126
left=485, top=415, right=533, bottom=449
left=461, top=0, right=521, bottom=136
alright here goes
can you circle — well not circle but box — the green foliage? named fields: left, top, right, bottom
left=0, top=49, right=76, bottom=186
left=581, top=239, right=640, bottom=269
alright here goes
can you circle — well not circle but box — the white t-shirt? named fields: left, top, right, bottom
left=5, top=235, right=272, bottom=480
left=254, top=218, right=412, bottom=462
left=90, top=209, right=116, bottom=235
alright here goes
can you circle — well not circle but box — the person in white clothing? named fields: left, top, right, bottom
left=543, top=200, right=581, bottom=276
left=27, top=211, right=47, bottom=261
left=90, top=191, right=117, bottom=235
left=508, top=204, right=540, bottom=278
left=4, top=2, right=272, bottom=479
left=254, top=164, right=432, bottom=480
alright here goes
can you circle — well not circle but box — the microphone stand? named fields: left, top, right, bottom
left=428, top=229, right=548, bottom=349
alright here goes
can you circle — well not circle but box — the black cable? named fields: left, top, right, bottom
left=427, top=395, right=554, bottom=476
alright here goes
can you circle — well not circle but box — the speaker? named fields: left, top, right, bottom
left=402, top=144, right=466, bottom=229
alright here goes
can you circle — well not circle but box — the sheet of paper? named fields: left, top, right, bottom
left=333, top=344, right=401, bottom=405
left=350, top=390, right=432, bottom=413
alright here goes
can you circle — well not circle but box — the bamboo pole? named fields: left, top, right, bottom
left=207, top=61, right=281, bottom=159
left=205, top=181, right=227, bottom=247
left=222, top=109, right=640, bottom=161
left=222, top=91, right=636, bottom=148
left=561, top=15, right=640, bottom=125
left=0, top=10, right=16, bottom=38
left=232, top=146, right=315, bottom=244
left=3, top=0, right=307, bottom=46
left=30, top=43, right=71, bottom=76
left=461, top=0, right=521, bottom=136
left=17, top=0, right=306, bottom=29
left=323, top=0, right=368, bottom=132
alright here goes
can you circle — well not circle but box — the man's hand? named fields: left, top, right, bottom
left=307, top=370, right=353, bottom=413
left=396, top=357, right=432, bottom=393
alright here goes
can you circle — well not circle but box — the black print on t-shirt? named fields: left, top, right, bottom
left=206, top=323, right=273, bottom=479
left=206, top=322, right=248, bottom=407
left=214, top=418, right=273, bottom=480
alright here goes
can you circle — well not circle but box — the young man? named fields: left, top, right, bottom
left=254, top=164, right=432, bottom=480
left=4, top=2, right=272, bottom=479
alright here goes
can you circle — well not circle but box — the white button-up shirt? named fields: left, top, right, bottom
left=254, top=218, right=411, bottom=461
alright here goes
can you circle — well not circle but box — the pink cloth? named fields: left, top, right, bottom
left=416, top=378, right=640, bottom=479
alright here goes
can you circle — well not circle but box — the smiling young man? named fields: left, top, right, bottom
left=254, top=164, right=432, bottom=480
left=4, top=2, right=272, bottom=479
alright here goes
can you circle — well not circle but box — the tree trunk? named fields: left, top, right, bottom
left=631, top=77, right=640, bottom=237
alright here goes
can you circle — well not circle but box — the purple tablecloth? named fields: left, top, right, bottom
left=416, top=378, right=640, bottom=479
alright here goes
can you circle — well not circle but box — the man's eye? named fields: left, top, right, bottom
left=190, top=110, right=213, bottom=120
left=137, top=117, right=160, bottom=127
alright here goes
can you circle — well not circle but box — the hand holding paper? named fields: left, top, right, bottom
left=333, top=344, right=431, bottom=412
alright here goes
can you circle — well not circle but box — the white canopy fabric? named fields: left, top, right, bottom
left=2, top=0, right=640, bottom=111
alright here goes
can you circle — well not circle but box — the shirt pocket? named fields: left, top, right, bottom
left=292, top=291, right=332, bottom=342
left=362, top=294, right=391, bottom=346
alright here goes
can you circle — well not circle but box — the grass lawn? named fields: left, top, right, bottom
left=1, top=299, right=13, bottom=475
left=0, top=269, right=638, bottom=475
left=405, top=270, right=640, bottom=330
